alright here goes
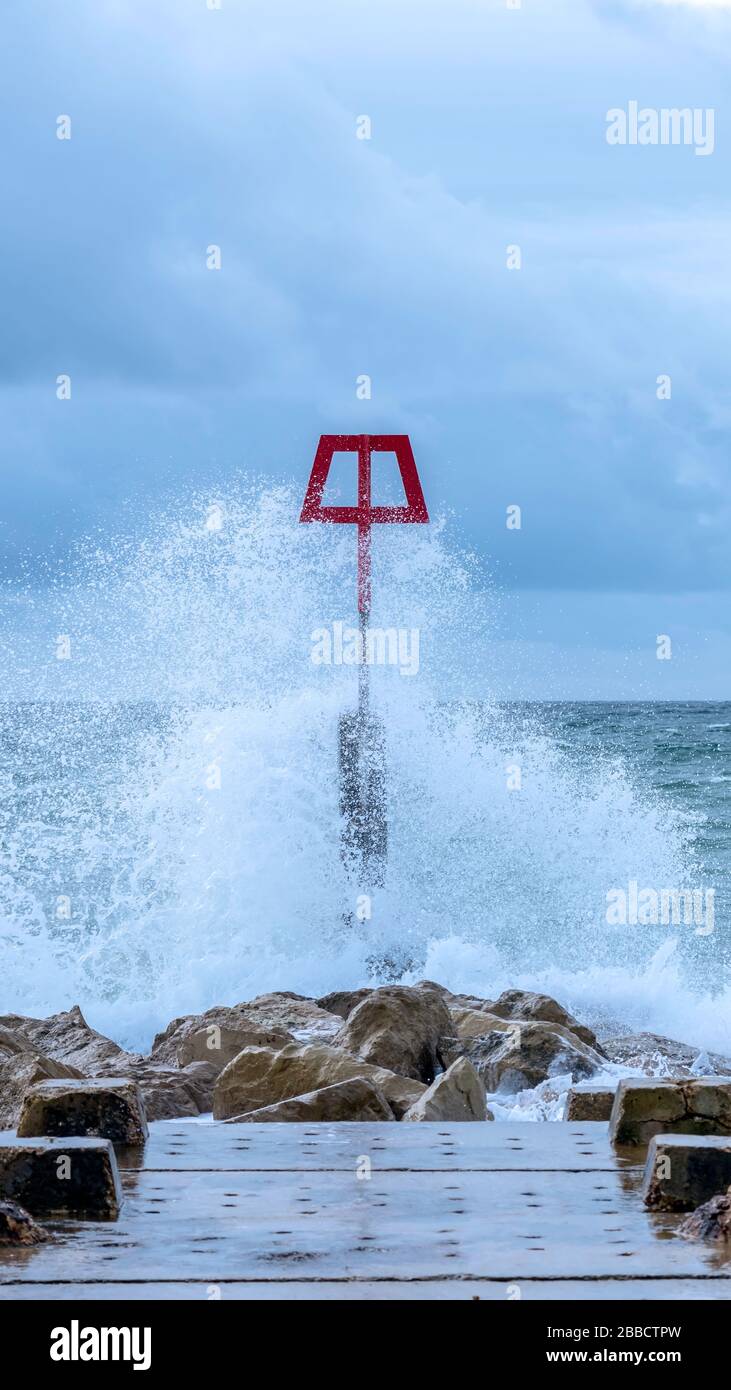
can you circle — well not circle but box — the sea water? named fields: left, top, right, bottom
left=1, top=483, right=729, bottom=1062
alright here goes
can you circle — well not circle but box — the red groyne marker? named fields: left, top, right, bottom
left=300, top=434, right=429, bottom=894
left=299, top=435, right=429, bottom=615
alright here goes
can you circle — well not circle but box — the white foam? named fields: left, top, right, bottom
left=0, top=482, right=725, bottom=1059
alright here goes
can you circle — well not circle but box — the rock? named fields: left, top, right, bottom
left=609, top=1077, right=731, bottom=1146
left=0, top=1137, right=122, bottom=1219
left=435, top=1035, right=465, bottom=1069
left=152, top=995, right=337, bottom=1062
left=151, top=1007, right=293, bottom=1067
left=413, top=980, right=463, bottom=1000
left=414, top=982, right=495, bottom=1010
left=0, top=1009, right=207, bottom=1123
left=17, top=1079, right=148, bottom=1146
left=178, top=1022, right=292, bottom=1071
left=213, top=1042, right=425, bottom=1120
left=333, top=985, right=452, bottom=1083
left=565, top=1084, right=616, bottom=1121
left=447, top=993, right=497, bottom=1012
left=94, top=1057, right=218, bottom=1121
left=227, top=1077, right=395, bottom=1123
left=450, top=1008, right=512, bottom=1042
left=466, top=1021, right=602, bottom=1094
left=227, top=993, right=341, bottom=1040
left=0, top=1046, right=84, bottom=1131
left=0, top=1006, right=125, bottom=1073
left=0, top=1200, right=48, bottom=1245
left=601, top=1032, right=731, bottom=1079
left=679, top=1185, right=731, bottom=1241
left=252, top=990, right=312, bottom=1003
left=402, top=1058, right=491, bottom=1122
left=152, top=1013, right=222, bottom=1064
left=489, top=990, right=602, bottom=1052
left=177, top=1024, right=292, bottom=1071
left=0, top=1024, right=31, bottom=1055
left=315, top=989, right=372, bottom=1021
left=642, top=1135, right=731, bottom=1212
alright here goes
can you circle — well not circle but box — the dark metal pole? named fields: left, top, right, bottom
left=338, top=498, right=387, bottom=893
left=300, top=434, right=428, bottom=906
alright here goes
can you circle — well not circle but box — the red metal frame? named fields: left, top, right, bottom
left=299, top=435, right=429, bottom=614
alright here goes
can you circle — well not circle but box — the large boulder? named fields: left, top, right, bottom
left=402, top=1058, right=491, bottom=1122
left=0, top=1039, right=84, bottom=1131
left=488, top=991, right=602, bottom=1052
left=679, top=1185, right=731, bottom=1242
left=0, top=1006, right=125, bottom=1073
left=213, top=1042, right=425, bottom=1120
left=601, top=1032, right=731, bottom=1078
left=316, top=989, right=372, bottom=1021
left=333, top=985, right=452, bottom=1083
left=450, top=1008, right=512, bottom=1042
left=222, top=992, right=341, bottom=1040
left=0, top=1011, right=211, bottom=1122
left=152, top=995, right=337, bottom=1063
left=0, top=1024, right=31, bottom=1055
left=0, top=1200, right=48, bottom=1246
left=642, top=1135, right=731, bottom=1212
left=465, top=1021, right=602, bottom=1094
left=228, top=1077, right=394, bottom=1123
left=17, top=1078, right=148, bottom=1146
left=447, top=993, right=498, bottom=1012
left=150, top=1007, right=293, bottom=1070
left=436, top=1035, right=465, bottom=1069
left=176, top=1023, right=292, bottom=1071
left=411, top=981, right=493, bottom=1010
left=610, top=1076, right=731, bottom=1146
left=0, top=1004, right=266, bottom=1120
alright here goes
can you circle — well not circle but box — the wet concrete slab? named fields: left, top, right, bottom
left=112, top=1118, right=642, bottom=1171
left=2, top=1279, right=728, bottom=1301
left=0, top=1121, right=728, bottom=1299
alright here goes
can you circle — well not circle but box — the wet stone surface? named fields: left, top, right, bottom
left=0, top=1121, right=728, bottom=1297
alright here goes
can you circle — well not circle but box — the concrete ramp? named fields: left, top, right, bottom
left=1, top=1121, right=729, bottom=1300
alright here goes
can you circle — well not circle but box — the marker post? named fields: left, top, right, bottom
left=300, top=435, right=429, bottom=894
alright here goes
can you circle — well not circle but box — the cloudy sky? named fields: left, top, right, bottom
left=1, top=0, right=730, bottom=696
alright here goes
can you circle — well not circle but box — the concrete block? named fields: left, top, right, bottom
left=610, top=1076, right=731, bottom=1146
left=17, top=1078, right=148, bottom=1146
left=565, top=1084, right=616, bottom=1121
left=0, top=1137, right=122, bottom=1219
left=642, top=1134, right=731, bottom=1212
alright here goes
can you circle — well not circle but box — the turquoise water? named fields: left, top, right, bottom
left=507, top=700, right=731, bottom=972
left=0, top=698, right=728, bottom=1054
